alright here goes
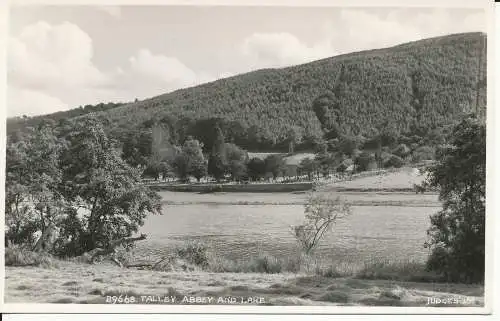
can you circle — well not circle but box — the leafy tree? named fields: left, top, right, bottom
left=172, top=153, right=189, bottom=181
left=247, top=158, right=266, bottom=181
left=315, top=152, right=337, bottom=177
left=291, top=194, right=351, bottom=255
left=411, top=145, right=436, bottom=162
left=189, top=118, right=226, bottom=153
left=121, top=130, right=152, bottom=168
left=286, top=126, right=303, bottom=154
left=336, top=163, right=348, bottom=174
left=392, top=143, right=411, bottom=159
left=312, top=92, right=341, bottom=139
left=354, top=151, right=377, bottom=172
left=384, top=155, right=404, bottom=168
left=207, top=125, right=227, bottom=181
left=224, top=143, right=248, bottom=181
left=299, top=157, right=317, bottom=180
left=338, top=135, right=361, bottom=157
left=5, top=124, right=66, bottom=248
left=175, top=137, right=207, bottom=182
left=424, top=116, right=485, bottom=283
left=264, top=154, right=286, bottom=180
left=142, top=160, right=171, bottom=181
left=57, top=117, right=161, bottom=255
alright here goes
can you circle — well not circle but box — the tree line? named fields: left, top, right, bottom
left=119, top=115, right=441, bottom=184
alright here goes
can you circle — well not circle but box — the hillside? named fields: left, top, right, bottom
left=6, top=102, right=127, bottom=134
left=8, top=32, right=487, bottom=152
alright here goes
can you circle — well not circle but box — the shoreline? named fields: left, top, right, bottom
left=147, top=182, right=314, bottom=193
left=160, top=200, right=440, bottom=207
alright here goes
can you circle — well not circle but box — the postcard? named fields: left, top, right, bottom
left=0, top=0, right=495, bottom=315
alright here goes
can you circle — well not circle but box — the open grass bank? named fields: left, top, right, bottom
left=5, top=261, right=483, bottom=306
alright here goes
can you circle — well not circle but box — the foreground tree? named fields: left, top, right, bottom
left=5, top=124, right=65, bottom=248
left=424, top=115, right=485, bottom=283
left=57, top=117, right=161, bottom=256
left=291, top=193, right=351, bottom=255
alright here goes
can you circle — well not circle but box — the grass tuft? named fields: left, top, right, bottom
left=356, top=259, right=441, bottom=282
left=5, top=245, right=59, bottom=268
left=317, top=291, right=350, bottom=303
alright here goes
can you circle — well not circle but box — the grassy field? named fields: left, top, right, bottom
left=157, top=190, right=440, bottom=207
left=324, top=167, right=427, bottom=190
left=4, top=260, right=483, bottom=306
left=247, top=153, right=316, bottom=166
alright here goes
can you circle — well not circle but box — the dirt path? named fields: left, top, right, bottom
left=5, top=262, right=483, bottom=306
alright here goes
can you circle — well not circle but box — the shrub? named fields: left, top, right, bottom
left=207, top=252, right=301, bottom=274
left=384, top=155, right=404, bottom=168
left=392, top=143, right=411, bottom=158
left=336, top=163, right=347, bottom=173
left=354, top=152, right=377, bottom=172
left=411, top=146, right=435, bottom=162
left=175, top=241, right=210, bottom=268
left=317, top=291, right=350, bottom=303
left=248, top=255, right=283, bottom=274
left=356, top=259, right=440, bottom=282
left=5, top=245, right=58, bottom=268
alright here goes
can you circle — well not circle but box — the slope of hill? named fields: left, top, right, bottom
left=7, top=102, right=127, bottom=134
left=8, top=32, right=487, bottom=152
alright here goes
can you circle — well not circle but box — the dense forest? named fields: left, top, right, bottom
left=8, top=32, right=486, bottom=154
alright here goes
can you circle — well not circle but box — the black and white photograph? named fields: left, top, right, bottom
left=1, top=0, right=494, bottom=314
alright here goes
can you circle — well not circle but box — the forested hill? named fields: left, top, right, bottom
left=8, top=32, right=487, bottom=152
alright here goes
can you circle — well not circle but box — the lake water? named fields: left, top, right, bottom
left=137, top=192, right=439, bottom=265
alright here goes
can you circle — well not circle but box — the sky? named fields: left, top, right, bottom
left=6, top=5, right=488, bottom=117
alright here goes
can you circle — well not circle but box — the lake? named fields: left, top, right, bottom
left=136, top=191, right=439, bottom=265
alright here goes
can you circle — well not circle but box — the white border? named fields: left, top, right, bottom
left=4, top=0, right=495, bottom=8
left=0, top=0, right=497, bottom=315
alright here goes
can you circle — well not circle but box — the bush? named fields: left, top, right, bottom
left=318, top=291, right=350, bottom=303
left=175, top=241, right=210, bottom=268
left=5, top=245, right=58, bottom=268
left=248, top=255, right=283, bottom=274
left=336, top=163, right=347, bottom=173
left=356, top=259, right=440, bottom=282
left=207, top=252, right=301, bottom=274
left=5, top=220, right=40, bottom=249
left=384, top=155, right=404, bottom=168
left=392, top=144, right=411, bottom=158
left=354, top=152, right=377, bottom=172
left=411, top=146, right=435, bottom=162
